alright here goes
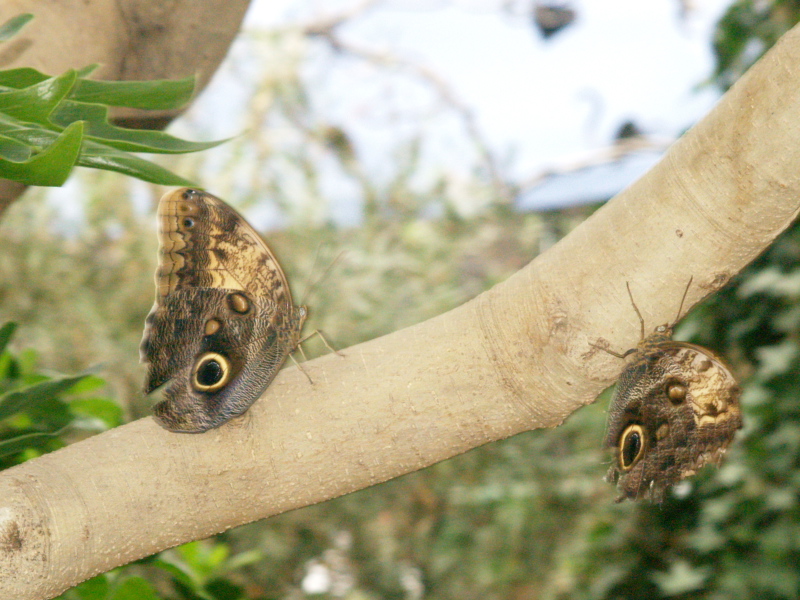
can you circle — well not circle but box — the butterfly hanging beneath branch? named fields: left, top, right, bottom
left=140, top=188, right=307, bottom=433
left=592, top=279, right=742, bottom=502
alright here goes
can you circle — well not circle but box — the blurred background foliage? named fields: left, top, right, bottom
left=1, top=0, right=799, bottom=599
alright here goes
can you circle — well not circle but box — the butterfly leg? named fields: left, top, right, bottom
left=298, top=330, right=345, bottom=358
left=289, top=352, right=314, bottom=385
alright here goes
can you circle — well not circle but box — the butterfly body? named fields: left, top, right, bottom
left=141, top=188, right=306, bottom=433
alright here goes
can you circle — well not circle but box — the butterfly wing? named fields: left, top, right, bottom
left=140, top=188, right=307, bottom=432
left=605, top=340, right=741, bottom=501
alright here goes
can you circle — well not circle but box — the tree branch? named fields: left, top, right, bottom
left=3, top=17, right=800, bottom=600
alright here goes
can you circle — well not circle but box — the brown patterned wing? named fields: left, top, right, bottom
left=140, top=188, right=307, bottom=433
left=151, top=187, right=294, bottom=304
left=605, top=338, right=741, bottom=502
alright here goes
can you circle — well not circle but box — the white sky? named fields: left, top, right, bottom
left=239, top=0, right=731, bottom=181
left=49, top=0, right=735, bottom=230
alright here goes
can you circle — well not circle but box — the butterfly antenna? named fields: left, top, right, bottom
left=672, top=276, right=694, bottom=326
left=295, top=244, right=347, bottom=359
left=625, top=282, right=646, bottom=341
left=298, top=244, right=346, bottom=306
left=297, top=242, right=324, bottom=306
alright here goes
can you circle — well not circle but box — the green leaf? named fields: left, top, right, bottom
left=149, top=555, right=216, bottom=599
left=16, top=348, right=40, bottom=377
left=223, top=548, right=263, bottom=571
left=0, top=13, right=33, bottom=42
left=78, top=141, right=198, bottom=186
left=149, top=558, right=196, bottom=588
left=75, top=65, right=100, bottom=79
left=0, top=68, right=195, bottom=110
left=0, top=133, right=33, bottom=161
left=0, top=354, right=15, bottom=384
left=70, top=398, right=123, bottom=428
left=71, top=76, right=196, bottom=110
left=205, top=543, right=231, bottom=571
left=0, top=430, right=60, bottom=459
left=0, top=322, right=17, bottom=355
left=1, top=118, right=202, bottom=186
left=0, top=373, right=87, bottom=421
left=0, top=67, right=50, bottom=90
left=0, top=69, right=77, bottom=122
left=0, top=121, right=84, bottom=186
left=175, top=540, right=206, bottom=572
left=52, top=100, right=227, bottom=153
left=66, top=375, right=107, bottom=394
left=72, top=574, right=111, bottom=600
left=0, top=66, right=98, bottom=93
left=0, top=114, right=70, bottom=145
left=0, top=58, right=225, bottom=186
left=205, top=578, right=245, bottom=600
left=109, top=577, right=160, bottom=600
left=52, top=573, right=111, bottom=600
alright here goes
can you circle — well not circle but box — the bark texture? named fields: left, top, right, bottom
left=2, top=15, right=800, bottom=600
left=0, top=0, right=252, bottom=212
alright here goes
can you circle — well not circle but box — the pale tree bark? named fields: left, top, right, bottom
left=0, top=0, right=252, bottom=213
left=3, top=16, right=800, bottom=600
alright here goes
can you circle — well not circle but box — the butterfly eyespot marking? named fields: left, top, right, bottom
left=181, top=189, right=202, bottom=202
left=227, top=292, right=250, bottom=314
left=182, top=217, right=195, bottom=229
left=176, top=199, right=200, bottom=215
left=204, top=318, right=221, bottom=336
left=619, top=424, right=646, bottom=471
left=666, top=381, right=688, bottom=403
left=192, top=352, right=231, bottom=392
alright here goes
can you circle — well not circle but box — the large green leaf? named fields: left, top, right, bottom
left=0, top=133, right=32, bottom=161
left=0, top=66, right=194, bottom=111
left=63, top=574, right=111, bottom=600
left=71, top=76, right=196, bottom=110
left=0, top=65, right=96, bottom=91
left=0, top=430, right=61, bottom=459
left=109, top=577, right=160, bottom=600
left=70, top=398, right=123, bottom=429
left=0, top=121, right=83, bottom=186
left=67, top=375, right=108, bottom=395
left=148, top=559, right=196, bottom=589
left=0, top=322, right=17, bottom=355
left=0, top=373, right=87, bottom=421
left=0, top=113, right=67, bottom=144
left=0, top=70, right=77, bottom=122
left=78, top=141, right=198, bottom=186
left=52, top=100, right=227, bottom=153
left=0, top=67, right=50, bottom=90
